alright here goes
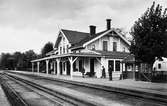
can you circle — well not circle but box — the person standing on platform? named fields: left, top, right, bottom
left=108, top=65, right=113, bottom=81
left=101, top=66, right=106, bottom=78
left=81, top=67, right=85, bottom=78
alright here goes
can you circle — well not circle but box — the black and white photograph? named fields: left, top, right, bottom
left=0, top=0, right=167, bottom=106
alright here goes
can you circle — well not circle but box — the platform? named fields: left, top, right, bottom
left=8, top=71, right=167, bottom=98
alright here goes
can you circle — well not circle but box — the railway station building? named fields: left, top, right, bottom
left=31, top=19, right=135, bottom=79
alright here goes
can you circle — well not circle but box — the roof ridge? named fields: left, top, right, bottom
left=61, top=29, right=89, bottom=34
left=62, top=29, right=108, bottom=35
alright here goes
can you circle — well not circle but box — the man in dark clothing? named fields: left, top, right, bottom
left=81, top=67, right=85, bottom=78
left=108, top=65, right=113, bottom=81
left=101, top=66, right=106, bottom=78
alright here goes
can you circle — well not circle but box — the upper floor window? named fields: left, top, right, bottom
left=103, top=41, right=108, bottom=51
left=66, top=45, right=69, bottom=53
left=63, top=46, right=65, bottom=54
left=113, top=42, right=117, bottom=51
left=60, top=47, right=62, bottom=54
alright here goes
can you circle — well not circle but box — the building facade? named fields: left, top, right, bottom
left=31, top=19, right=135, bottom=79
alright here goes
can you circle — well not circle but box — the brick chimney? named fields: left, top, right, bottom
left=89, top=25, right=96, bottom=36
left=106, top=19, right=111, bottom=30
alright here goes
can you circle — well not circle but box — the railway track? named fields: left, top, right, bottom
left=0, top=73, right=28, bottom=106
left=4, top=71, right=167, bottom=106
left=0, top=72, right=97, bottom=106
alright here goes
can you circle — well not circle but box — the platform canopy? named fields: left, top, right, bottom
left=122, top=54, right=135, bottom=63
left=31, top=53, right=102, bottom=62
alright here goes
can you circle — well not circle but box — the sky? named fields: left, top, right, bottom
left=0, top=0, right=166, bottom=54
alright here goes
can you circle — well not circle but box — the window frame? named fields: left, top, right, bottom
left=60, top=47, right=62, bottom=54
left=66, top=45, right=69, bottom=53
left=92, top=44, right=95, bottom=50
left=123, top=47, right=125, bottom=52
left=115, top=60, right=120, bottom=71
left=63, top=46, right=65, bottom=54
left=158, top=63, right=161, bottom=69
left=113, top=42, right=117, bottom=51
left=103, top=40, right=108, bottom=51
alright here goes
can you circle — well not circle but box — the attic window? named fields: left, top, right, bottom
left=123, top=47, right=125, bottom=52
left=92, top=45, right=95, bottom=50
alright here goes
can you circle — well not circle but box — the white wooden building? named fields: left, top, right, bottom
left=153, top=57, right=167, bottom=71
left=31, top=19, right=134, bottom=79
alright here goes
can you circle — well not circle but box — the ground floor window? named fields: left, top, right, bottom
left=115, top=60, right=120, bottom=71
left=108, top=60, right=114, bottom=71
left=79, top=60, right=84, bottom=72
left=73, top=62, right=78, bottom=72
left=158, top=63, right=161, bottom=69
left=127, top=65, right=131, bottom=71
left=63, top=62, right=65, bottom=71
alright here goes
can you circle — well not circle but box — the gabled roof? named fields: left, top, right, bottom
left=70, top=30, right=108, bottom=49
left=61, top=29, right=89, bottom=44
left=54, top=29, right=89, bottom=48
left=55, top=28, right=130, bottom=50
left=83, top=28, right=130, bottom=47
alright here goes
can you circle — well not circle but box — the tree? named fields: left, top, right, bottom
left=130, top=2, right=167, bottom=66
left=41, top=42, right=53, bottom=57
left=24, top=50, right=37, bottom=70
left=13, top=51, right=23, bottom=69
left=0, top=50, right=38, bottom=71
left=0, top=53, right=11, bottom=69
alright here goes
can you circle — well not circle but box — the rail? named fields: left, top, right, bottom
left=0, top=73, right=28, bottom=106
left=5, top=73, right=99, bottom=106
left=5, top=71, right=167, bottom=105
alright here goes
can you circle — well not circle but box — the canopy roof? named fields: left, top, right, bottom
left=31, top=51, right=132, bottom=63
